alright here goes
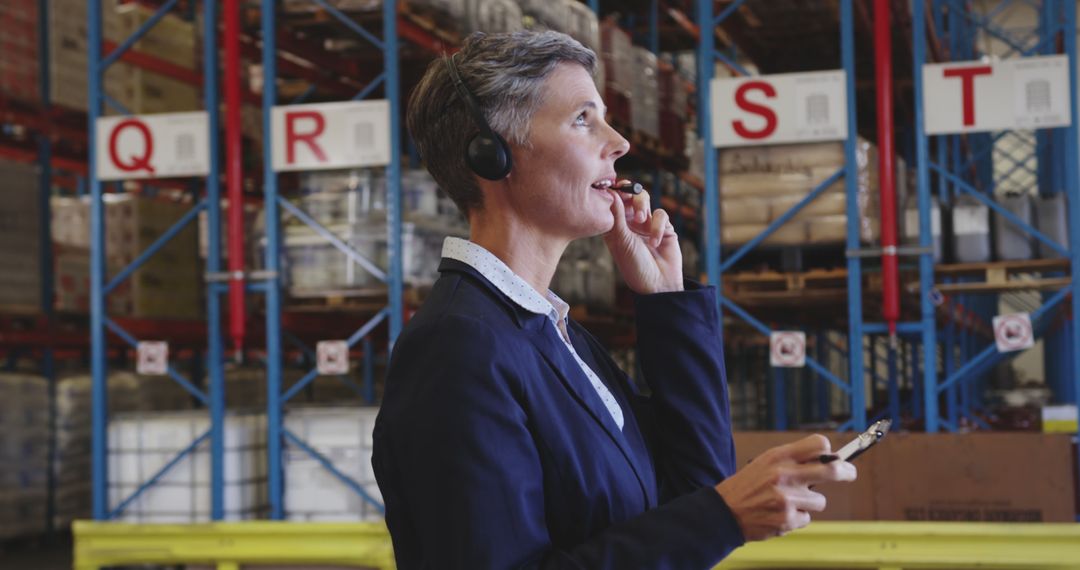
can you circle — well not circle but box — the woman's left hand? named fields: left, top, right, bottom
left=603, top=183, right=683, bottom=294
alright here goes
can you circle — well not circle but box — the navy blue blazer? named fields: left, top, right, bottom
left=372, top=258, right=744, bottom=569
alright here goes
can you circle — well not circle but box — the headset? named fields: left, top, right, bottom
left=444, top=53, right=513, bottom=180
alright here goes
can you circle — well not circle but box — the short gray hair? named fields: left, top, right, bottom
left=406, top=30, right=596, bottom=216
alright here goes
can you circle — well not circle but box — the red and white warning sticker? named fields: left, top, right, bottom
left=770, top=331, right=806, bottom=368
left=992, top=313, right=1035, bottom=353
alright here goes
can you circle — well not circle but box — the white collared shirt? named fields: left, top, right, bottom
left=442, top=237, right=624, bottom=430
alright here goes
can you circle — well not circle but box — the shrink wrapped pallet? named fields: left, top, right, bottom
left=107, top=411, right=267, bottom=522
left=630, top=47, right=660, bottom=140
left=0, top=374, right=48, bottom=538
left=0, top=159, right=42, bottom=311
left=283, top=407, right=382, bottom=521
left=51, top=194, right=202, bottom=319
left=463, top=0, right=523, bottom=33
left=718, top=139, right=882, bottom=247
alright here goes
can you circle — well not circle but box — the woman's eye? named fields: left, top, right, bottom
left=574, top=112, right=588, bottom=126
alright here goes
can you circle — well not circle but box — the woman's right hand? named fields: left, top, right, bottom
left=714, top=434, right=857, bottom=541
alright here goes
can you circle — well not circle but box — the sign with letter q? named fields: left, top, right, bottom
left=95, top=112, right=211, bottom=181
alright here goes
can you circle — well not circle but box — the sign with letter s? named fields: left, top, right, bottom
left=711, top=70, right=848, bottom=148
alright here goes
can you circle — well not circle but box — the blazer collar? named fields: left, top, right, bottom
left=437, top=258, right=544, bottom=331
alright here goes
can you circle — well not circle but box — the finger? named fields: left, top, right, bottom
left=776, top=434, right=832, bottom=464
left=781, top=509, right=812, bottom=535
left=648, top=208, right=671, bottom=248
left=629, top=188, right=652, bottom=225
left=787, top=488, right=828, bottom=513
left=607, top=189, right=630, bottom=234
left=788, top=460, right=857, bottom=486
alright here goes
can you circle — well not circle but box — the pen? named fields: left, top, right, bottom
left=614, top=180, right=643, bottom=195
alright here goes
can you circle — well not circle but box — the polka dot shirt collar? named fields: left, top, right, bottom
left=442, top=237, right=562, bottom=318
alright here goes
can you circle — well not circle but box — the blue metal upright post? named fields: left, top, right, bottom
left=87, top=0, right=109, bottom=521
left=261, top=0, right=285, bottom=520
left=1063, top=0, right=1080, bottom=442
left=384, top=0, right=403, bottom=345
left=203, top=0, right=226, bottom=521
left=696, top=0, right=721, bottom=321
left=912, top=0, right=940, bottom=432
left=840, top=0, right=866, bottom=430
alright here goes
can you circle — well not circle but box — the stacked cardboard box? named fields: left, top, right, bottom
left=630, top=47, right=660, bottom=141
left=718, top=139, right=882, bottom=247
left=52, top=194, right=203, bottom=319
left=658, top=63, right=688, bottom=157
left=0, top=374, right=49, bottom=539
left=49, top=0, right=200, bottom=113
left=600, top=20, right=633, bottom=127
left=0, top=1, right=40, bottom=102
left=0, top=159, right=42, bottom=312
left=734, top=431, right=1077, bottom=522
left=463, top=0, right=523, bottom=34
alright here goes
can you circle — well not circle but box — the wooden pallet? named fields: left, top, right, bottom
left=286, top=285, right=430, bottom=312
left=907, top=258, right=1072, bottom=295
left=723, top=268, right=851, bottom=306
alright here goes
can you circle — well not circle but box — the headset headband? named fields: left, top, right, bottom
left=445, top=53, right=497, bottom=138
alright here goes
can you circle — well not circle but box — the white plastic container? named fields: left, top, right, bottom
left=902, top=194, right=942, bottom=263
left=951, top=194, right=991, bottom=263
left=1035, top=193, right=1069, bottom=258
left=994, top=193, right=1034, bottom=261
left=107, top=411, right=267, bottom=522
left=283, top=406, right=382, bottom=522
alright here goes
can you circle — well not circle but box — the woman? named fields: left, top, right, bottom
left=371, top=30, right=856, bottom=569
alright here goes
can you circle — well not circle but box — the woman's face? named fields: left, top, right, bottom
left=503, top=63, right=631, bottom=241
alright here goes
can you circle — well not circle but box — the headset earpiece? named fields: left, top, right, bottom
left=445, top=54, right=513, bottom=181
left=466, top=131, right=512, bottom=181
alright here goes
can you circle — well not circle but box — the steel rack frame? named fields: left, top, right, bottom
left=695, top=0, right=869, bottom=431
left=912, top=0, right=1080, bottom=433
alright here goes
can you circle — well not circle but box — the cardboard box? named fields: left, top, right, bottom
left=732, top=431, right=1077, bottom=522
left=874, top=432, right=1075, bottom=522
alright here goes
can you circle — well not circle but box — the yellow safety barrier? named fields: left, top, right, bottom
left=72, top=520, right=397, bottom=570
left=74, top=520, right=1080, bottom=570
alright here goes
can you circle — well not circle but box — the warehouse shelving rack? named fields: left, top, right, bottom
left=910, top=0, right=1080, bottom=433
left=74, top=0, right=709, bottom=522
left=256, top=0, right=403, bottom=520
left=86, top=0, right=228, bottom=520
left=695, top=0, right=870, bottom=431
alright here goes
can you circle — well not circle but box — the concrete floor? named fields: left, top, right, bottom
left=0, top=534, right=72, bottom=570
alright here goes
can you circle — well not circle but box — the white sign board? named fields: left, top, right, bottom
left=136, top=341, right=169, bottom=376
left=711, top=70, right=848, bottom=148
left=770, top=331, right=806, bottom=368
left=271, top=100, right=391, bottom=172
left=992, top=313, right=1035, bottom=353
left=923, top=55, right=1071, bottom=135
left=96, top=112, right=210, bottom=180
left=316, top=340, right=350, bottom=375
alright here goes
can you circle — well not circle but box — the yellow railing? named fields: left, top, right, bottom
left=73, top=520, right=1080, bottom=570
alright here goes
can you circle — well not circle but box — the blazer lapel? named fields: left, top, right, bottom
left=526, top=327, right=651, bottom=503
